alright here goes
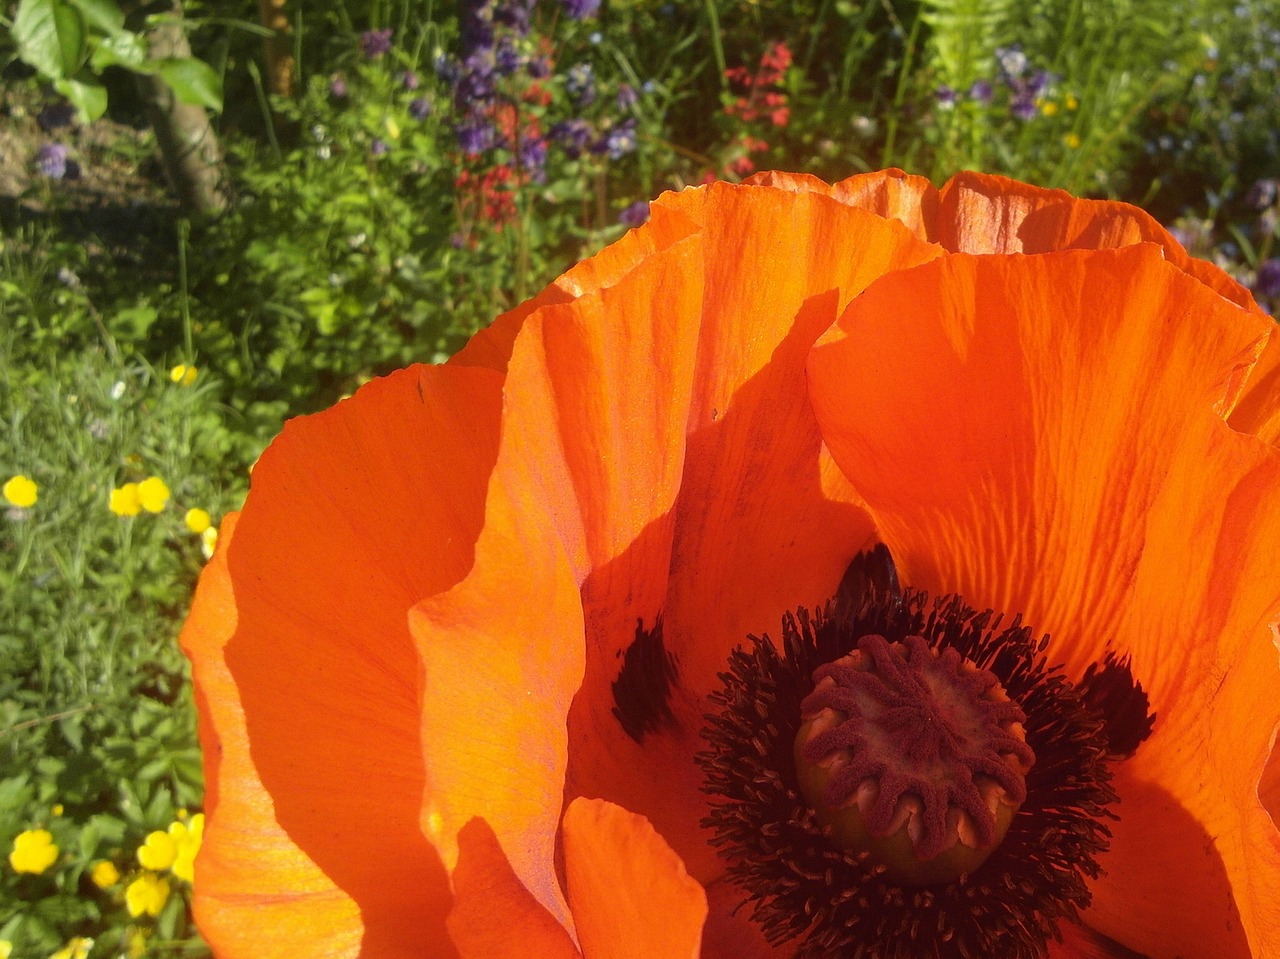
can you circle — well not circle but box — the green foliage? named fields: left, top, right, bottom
left=8, top=0, right=223, bottom=120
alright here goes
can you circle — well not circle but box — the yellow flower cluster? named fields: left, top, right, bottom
left=8, top=828, right=58, bottom=874
left=169, top=364, right=199, bottom=386
left=48, top=938, right=93, bottom=959
left=109, top=476, right=171, bottom=517
left=3, top=474, right=38, bottom=508
left=126, top=813, right=204, bottom=918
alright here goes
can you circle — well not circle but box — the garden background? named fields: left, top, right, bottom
left=1, top=0, right=1278, bottom=956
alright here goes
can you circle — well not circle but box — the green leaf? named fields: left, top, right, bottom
left=90, top=29, right=150, bottom=71
left=53, top=76, right=108, bottom=121
left=66, top=0, right=125, bottom=33
left=13, top=0, right=88, bottom=79
left=156, top=57, right=223, bottom=112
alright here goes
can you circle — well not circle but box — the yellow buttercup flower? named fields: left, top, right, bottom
left=170, top=813, right=204, bottom=882
left=201, top=525, right=219, bottom=560
left=126, top=874, right=170, bottom=918
left=1064, top=132, right=1081, bottom=149
left=184, top=508, right=212, bottom=534
left=51, top=804, right=63, bottom=817
left=9, top=828, right=58, bottom=874
left=1065, top=93, right=1079, bottom=110
left=110, top=483, right=142, bottom=517
left=137, top=829, right=177, bottom=871
left=48, top=938, right=93, bottom=959
left=90, top=859, right=120, bottom=888
left=169, top=364, right=198, bottom=386
left=3, top=474, right=37, bottom=508
left=0, top=939, right=12, bottom=959
left=1040, top=100, right=1059, bottom=116
left=137, top=476, right=170, bottom=513
left=125, top=873, right=170, bottom=918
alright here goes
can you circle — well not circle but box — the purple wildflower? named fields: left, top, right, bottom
left=434, top=53, right=460, bottom=85
left=934, top=85, right=957, bottom=110
left=1256, top=258, right=1280, bottom=298
left=616, top=84, right=639, bottom=111
left=519, top=136, right=548, bottom=182
left=561, top=0, right=601, bottom=19
left=1010, top=95, right=1038, bottom=121
left=1024, top=70, right=1052, bottom=97
left=619, top=200, right=650, bottom=228
left=495, top=37, right=521, bottom=76
left=401, top=70, right=420, bottom=91
left=330, top=74, right=349, bottom=99
left=1245, top=178, right=1278, bottom=210
left=360, top=28, right=393, bottom=59
left=370, top=138, right=390, bottom=156
left=494, top=0, right=533, bottom=35
left=566, top=62, right=596, bottom=107
left=527, top=55, right=552, bottom=79
left=456, top=51, right=498, bottom=107
left=459, top=0, right=495, bottom=55
left=550, top=118, right=594, bottom=158
left=457, top=118, right=496, bottom=155
left=34, top=143, right=69, bottom=180
left=600, top=119, right=638, bottom=159
left=409, top=97, right=432, bottom=121
left=968, top=79, right=994, bottom=103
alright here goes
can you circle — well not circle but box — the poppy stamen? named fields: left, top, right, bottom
left=794, top=634, right=1035, bottom=885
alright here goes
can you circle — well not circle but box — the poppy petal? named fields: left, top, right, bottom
left=562, top=798, right=707, bottom=959
left=182, top=365, right=509, bottom=958
left=936, top=171, right=1262, bottom=314
left=809, top=246, right=1280, bottom=958
left=1229, top=328, right=1280, bottom=446
left=180, top=514, right=366, bottom=959
left=410, top=492, right=586, bottom=929
left=746, top=168, right=939, bottom=242
left=446, top=818, right=581, bottom=959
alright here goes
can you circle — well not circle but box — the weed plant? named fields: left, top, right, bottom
left=2, top=1, right=1278, bottom=957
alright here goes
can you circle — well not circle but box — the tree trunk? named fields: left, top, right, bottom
left=259, top=0, right=295, bottom=98
left=133, top=0, right=231, bottom=214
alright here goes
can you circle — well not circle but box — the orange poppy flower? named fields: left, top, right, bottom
left=180, top=170, right=1280, bottom=959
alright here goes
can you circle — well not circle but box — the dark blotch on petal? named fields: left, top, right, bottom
left=1079, top=652, right=1156, bottom=758
left=612, top=617, right=678, bottom=742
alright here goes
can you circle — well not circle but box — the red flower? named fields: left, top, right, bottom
left=182, top=170, right=1280, bottom=959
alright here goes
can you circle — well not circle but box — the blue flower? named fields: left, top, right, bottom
left=409, top=97, right=432, bottom=121
left=370, top=138, right=390, bottom=156
left=934, top=85, right=957, bottom=110
left=1010, top=95, right=1037, bottom=121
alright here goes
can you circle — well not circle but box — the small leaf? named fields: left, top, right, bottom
left=66, top=0, right=125, bottom=33
left=156, top=56, right=223, bottom=111
left=54, top=76, right=108, bottom=121
left=90, top=29, right=150, bottom=71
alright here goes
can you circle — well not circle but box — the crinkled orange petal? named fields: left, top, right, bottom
left=182, top=365, right=508, bottom=959
left=1230, top=326, right=1280, bottom=446
left=446, top=818, right=581, bottom=959
left=937, top=170, right=1263, bottom=316
left=809, top=246, right=1280, bottom=958
left=410, top=485, right=586, bottom=930
left=746, top=168, right=939, bottom=242
left=562, top=798, right=706, bottom=959
left=180, top=513, right=364, bottom=959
